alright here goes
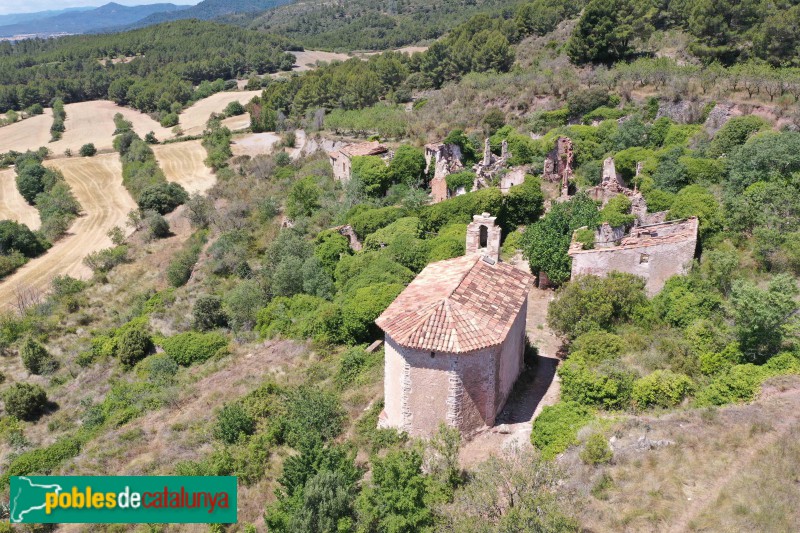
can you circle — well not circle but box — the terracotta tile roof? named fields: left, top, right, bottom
left=569, top=217, right=699, bottom=255
left=336, top=141, right=388, bottom=158
left=376, top=255, right=533, bottom=353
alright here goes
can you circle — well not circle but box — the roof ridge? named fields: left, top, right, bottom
left=447, top=255, right=481, bottom=299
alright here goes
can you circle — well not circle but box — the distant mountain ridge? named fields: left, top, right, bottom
left=120, top=0, right=294, bottom=30
left=0, top=7, right=93, bottom=27
left=0, top=2, right=188, bottom=38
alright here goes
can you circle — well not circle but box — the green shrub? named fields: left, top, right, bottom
left=571, top=331, right=625, bottom=364
left=599, top=194, right=634, bottom=227
left=580, top=433, right=613, bottom=465
left=282, top=386, right=345, bottom=449
left=83, top=246, right=128, bottom=273
left=679, top=157, right=726, bottom=184
left=1, top=435, right=83, bottom=487
left=708, top=115, right=770, bottom=157
left=193, top=295, right=228, bottom=331
left=445, top=171, right=475, bottom=193
left=348, top=206, right=405, bottom=239
left=632, top=370, right=694, bottom=409
left=138, top=353, right=178, bottom=384
left=79, top=143, right=97, bottom=157
left=531, top=401, right=592, bottom=460
left=3, top=383, right=48, bottom=421
left=116, top=328, right=154, bottom=369
left=559, top=355, right=635, bottom=410
left=160, top=113, right=179, bottom=128
left=20, top=338, right=57, bottom=375
left=695, top=364, right=765, bottom=406
left=699, top=343, right=743, bottom=375
left=161, top=332, right=228, bottom=366
left=419, top=187, right=503, bottom=233
left=214, top=404, right=256, bottom=444
left=340, top=283, right=404, bottom=343
left=335, top=346, right=379, bottom=388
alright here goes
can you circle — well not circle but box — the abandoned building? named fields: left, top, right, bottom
left=543, top=136, right=574, bottom=197
left=328, top=141, right=389, bottom=182
left=584, top=157, right=666, bottom=226
left=425, top=142, right=465, bottom=203
left=568, top=217, right=699, bottom=296
left=375, top=213, right=533, bottom=438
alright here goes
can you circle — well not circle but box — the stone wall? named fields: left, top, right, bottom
left=466, top=213, right=502, bottom=262
left=330, top=154, right=351, bottom=182
left=570, top=238, right=697, bottom=296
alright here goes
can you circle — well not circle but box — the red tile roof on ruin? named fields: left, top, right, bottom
left=569, top=217, right=699, bottom=255
left=376, top=254, right=533, bottom=353
left=329, top=141, right=388, bottom=160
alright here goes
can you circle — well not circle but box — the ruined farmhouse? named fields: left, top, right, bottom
left=569, top=217, right=699, bottom=296
left=375, top=214, right=533, bottom=438
left=327, top=140, right=389, bottom=182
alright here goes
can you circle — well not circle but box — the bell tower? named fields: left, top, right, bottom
left=466, top=212, right=502, bottom=262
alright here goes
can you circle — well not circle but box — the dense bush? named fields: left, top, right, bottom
left=0, top=220, right=46, bottom=258
left=214, top=403, right=256, bottom=444
left=83, top=246, right=128, bottom=274
left=79, top=143, right=97, bottom=157
left=348, top=206, right=405, bottom=239
left=282, top=386, right=345, bottom=449
left=632, top=370, right=694, bottom=409
left=3, top=382, right=48, bottom=421
left=708, top=116, right=770, bottom=158
left=20, top=338, right=57, bottom=375
left=116, top=327, right=154, bottom=369
left=202, top=121, right=233, bottom=171
left=531, top=401, right=592, bottom=459
left=419, top=187, right=503, bottom=233
left=138, top=182, right=189, bottom=215
left=340, top=283, right=404, bottom=343
left=571, top=331, right=625, bottom=364
left=548, top=273, right=648, bottom=338
left=160, top=332, right=228, bottom=366
left=1, top=435, right=83, bottom=487
left=501, top=175, right=545, bottom=231
left=559, top=355, right=636, bottom=410
left=13, top=153, right=80, bottom=241
left=193, top=295, right=228, bottom=331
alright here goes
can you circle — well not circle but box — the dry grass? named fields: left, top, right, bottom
left=562, top=376, right=800, bottom=532
left=152, top=139, right=217, bottom=194
left=0, top=109, right=53, bottom=153
left=230, top=132, right=282, bottom=158
left=179, top=91, right=262, bottom=136
left=0, top=168, right=40, bottom=229
left=0, top=154, right=136, bottom=309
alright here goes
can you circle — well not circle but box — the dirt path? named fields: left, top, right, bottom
left=179, top=90, right=262, bottom=136
left=0, top=168, right=41, bottom=229
left=152, top=140, right=216, bottom=194
left=0, top=154, right=136, bottom=309
left=0, top=110, right=53, bottom=153
left=459, top=286, right=563, bottom=467
left=667, top=388, right=800, bottom=533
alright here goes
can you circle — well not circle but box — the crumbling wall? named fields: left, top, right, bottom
left=543, top=136, right=574, bottom=188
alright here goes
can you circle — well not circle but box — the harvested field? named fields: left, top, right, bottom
left=220, top=113, right=252, bottom=132
left=152, top=140, right=216, bottom=194
left=0, top=109, right=53, bottom=153
left=179, top=90, right=261, bottom=136
left=231, top=132, right=281, bottom=157
left=290, top=50, right=351, bottom=71
left=49, top=101, right=173, bottom=155
left=0, top=168, right=41, bottom=230
left=0, top=154, right=136, bottom=309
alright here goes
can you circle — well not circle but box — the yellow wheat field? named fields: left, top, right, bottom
left=0, top=110, right=54, bottom=153
left=0, top=168, right=41, bottom=230
left=152, top=140, right=217, bottom=195
left=0, top=154, right=136, bottom=309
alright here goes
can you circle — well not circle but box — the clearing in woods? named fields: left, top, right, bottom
left=179, top=91, right=262, bottom=136
left=0, top=154, right=136, bottom=309
left=0, top=168, right=41, bottom=230
left=152, top=140, right=216, bottom=194
left=230, top=132, right=281, bottom=157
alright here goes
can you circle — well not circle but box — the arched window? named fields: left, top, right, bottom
left=479, top=225, right=488, bottom=248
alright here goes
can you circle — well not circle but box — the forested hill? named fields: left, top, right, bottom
left=118, top=0, right=295, bottom=30
left=0, top=3, right=187, bottom=39
left=0, top=20, right=296, bottom=113
left=237, top=0, right=520, bottom=51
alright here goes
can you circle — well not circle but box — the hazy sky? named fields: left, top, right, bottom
left=0, top=1, right=201, bottom=16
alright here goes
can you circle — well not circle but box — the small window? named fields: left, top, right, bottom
left=639, top=253, right=650, bottom=264
left=430, top=351, right=435, bottom=359
left=479, top=225, right=488, bottom=248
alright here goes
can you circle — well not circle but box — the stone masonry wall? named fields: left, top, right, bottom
left=570, top=239, right=697, bottom=296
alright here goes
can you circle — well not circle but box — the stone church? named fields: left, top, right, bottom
left=375, top=214, right=533, bottom=438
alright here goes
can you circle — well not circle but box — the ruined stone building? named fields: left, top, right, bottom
left=328, top=141, right=389, bottom=182
left=568, top=217, right=699, bottom=296
left=425, top=142, right=464, bottom=203
left=585, top=157, right=666, bottom=226
left=375, top=214, right=533, bottom=438
left=544, top=136, right=574, bottom=197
